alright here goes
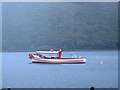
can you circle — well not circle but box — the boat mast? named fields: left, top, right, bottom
left=58, top=48, right=62, bottom=58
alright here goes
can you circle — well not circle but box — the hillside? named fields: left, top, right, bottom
left=2, top=2, right=118, bottom=51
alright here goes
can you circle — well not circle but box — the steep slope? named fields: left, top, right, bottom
left=2, top=2, right=118, bottom=51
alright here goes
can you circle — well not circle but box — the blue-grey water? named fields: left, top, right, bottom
left=2, top=51, right=118, bottom=88
left=0, top=53, right=2, bottom=89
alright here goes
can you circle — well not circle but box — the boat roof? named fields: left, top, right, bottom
left=36, top=51, right=59, bottom=54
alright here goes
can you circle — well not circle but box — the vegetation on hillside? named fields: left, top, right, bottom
left=2, top=2, right=118, bottom=51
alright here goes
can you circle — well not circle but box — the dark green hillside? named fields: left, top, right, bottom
left=2, top=2, right=118, bottom=52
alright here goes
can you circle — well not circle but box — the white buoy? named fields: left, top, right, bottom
left=100, top=61, right=104, bottom=64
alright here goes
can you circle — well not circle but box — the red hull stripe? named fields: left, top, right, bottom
left=32, top=60, right=84, bottom=62
left=32, top=57, right=86, bottom=59
left=44, top=58, right=86, bottom=59
left=32, top=61, right=85, bottom=64
left=33, top=58, right=85, bottom=60
left=34, top=59, right=84, bottom=61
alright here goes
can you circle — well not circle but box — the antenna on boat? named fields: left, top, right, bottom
left=75, top=54, right=77, bottom=57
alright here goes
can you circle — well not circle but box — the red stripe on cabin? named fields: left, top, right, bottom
left=36, top=52, right=59, bottom=54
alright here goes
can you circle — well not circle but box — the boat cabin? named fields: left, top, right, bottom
left=36, top=49, right=62, bottom=58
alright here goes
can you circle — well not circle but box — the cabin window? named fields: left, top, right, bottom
left=40, top=54, right=58, bottom=58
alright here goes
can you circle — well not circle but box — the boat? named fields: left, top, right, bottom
left=28, top=49, right=86, bottom=64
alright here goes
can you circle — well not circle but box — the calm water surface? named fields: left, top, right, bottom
left=0, top=53, right=2, bottom=89
left=2, top=51, right=118, bottom=88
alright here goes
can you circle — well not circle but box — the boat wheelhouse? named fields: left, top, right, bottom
left=29, top=49, right=86, bottom=64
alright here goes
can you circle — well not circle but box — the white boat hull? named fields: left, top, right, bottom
left=32, top=58, right=86, bottom=64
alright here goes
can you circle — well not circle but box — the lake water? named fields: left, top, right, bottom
left=2, top=51, right=118, bottom=88
left=0, top=53, right=2, bottom=89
